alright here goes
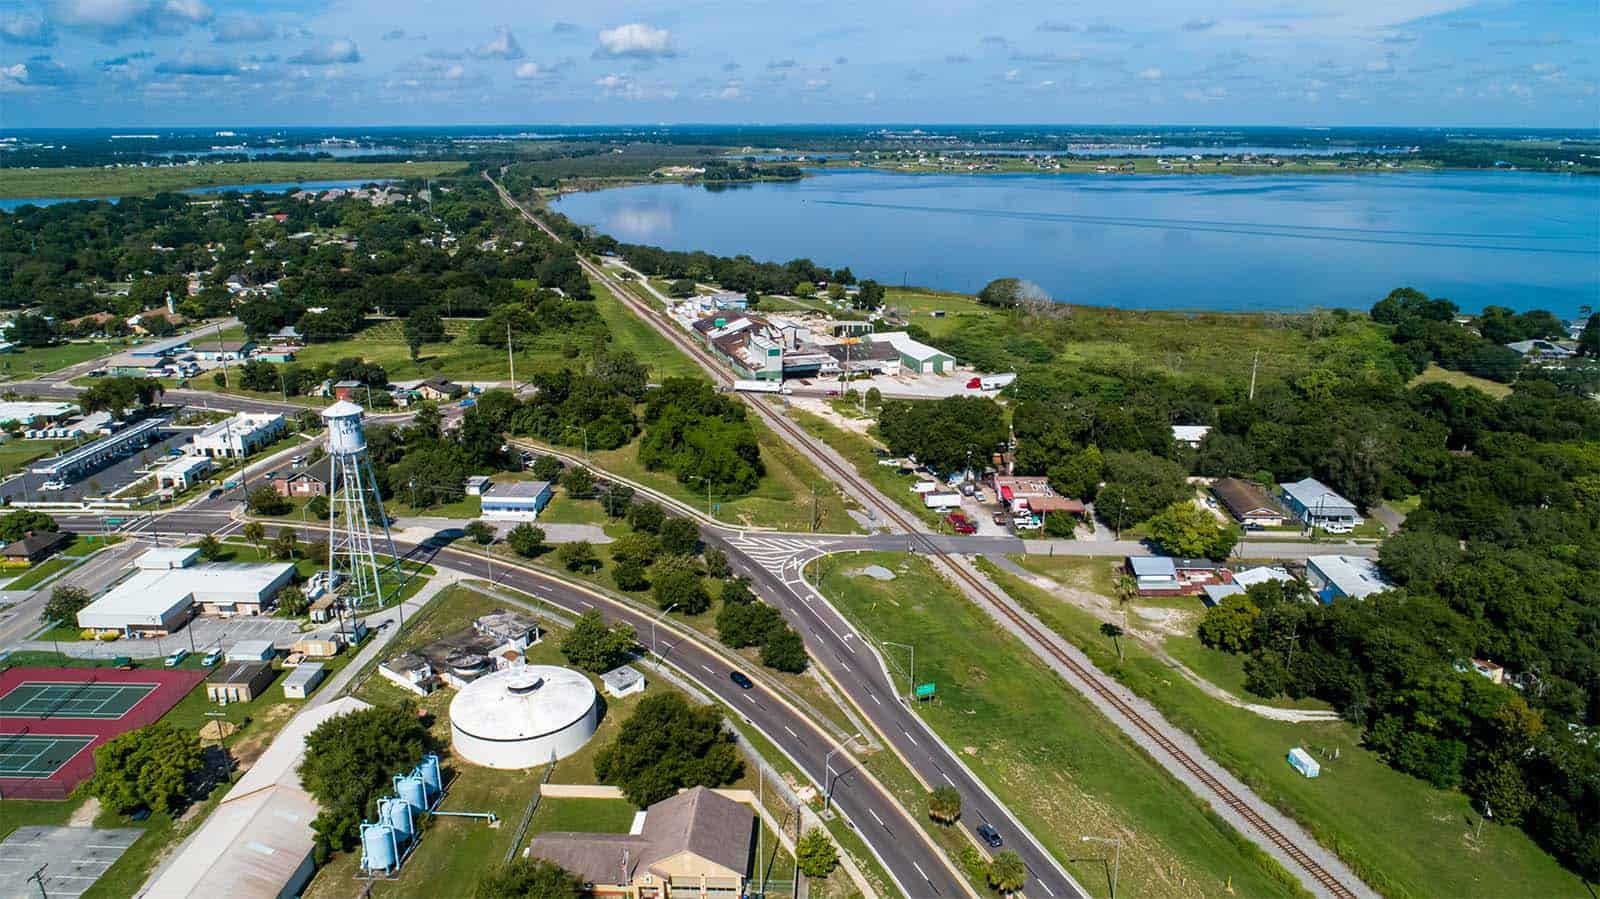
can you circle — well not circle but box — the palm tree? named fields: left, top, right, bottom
left=987, top=850, right=1027, bottom=894
left=927, top=785, right=961, bottom=824
left=1100, top=622, right=1125, bottom=662
left=1113, top=573, right=1138, bottom=607
left=242, top=521, right=265, bottom=558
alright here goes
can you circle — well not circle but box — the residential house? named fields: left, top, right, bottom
left=0, top=531, right=70, bottom=567
left=267, top=456, right=332, bottom=498
left=1279, top=477, right=1360, bottom=530
left=331, top=380, right=364, bottom=402
left=529, top=786, right=754, bottom=899
left=1212, top=478, right=1287, bottom=528
left=1505, top=339, right=1575, bottom=361
left=414, top=377, right=462, bottom=402
left=1127, top=556, right=1230, bottom=597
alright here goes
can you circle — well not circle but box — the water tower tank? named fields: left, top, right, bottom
left=396, top=773, right=428, bottom=813
left=417, top=754, right=442, bottom=797
left=322, top=400, right=367, bottom=454
left=360, top=822, right=397, bottom=872
left=381, top=797, right=415, bottom=842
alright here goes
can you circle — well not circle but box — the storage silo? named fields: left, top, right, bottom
left=449, top=665, right=600, bottom=769
left=395, top=773, right=428, bottom=813
left=381, top=797, right=415, bottom=843
left=417, top=754, right=442, bottom=797
left=360, top=822, right=397, bottom=873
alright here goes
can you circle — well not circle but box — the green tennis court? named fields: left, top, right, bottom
left=0, top=681, right=157, bottom=719
left=0, top=734, right=95, bottom=778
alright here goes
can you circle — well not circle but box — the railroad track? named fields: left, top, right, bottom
left=489, top=173, right=1363, bottom=899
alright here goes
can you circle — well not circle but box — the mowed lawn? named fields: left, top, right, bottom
left=0, top=341, right=124, bottom=379
left=0, top=439, right=74, bottom=477
left=979, top=561, right=1587, bottom=899
left=1408, top=362, right=1513, bottom=399
left=814, top=552, right=1298, bottom=899
left=0, top=161, right=465, bottom=199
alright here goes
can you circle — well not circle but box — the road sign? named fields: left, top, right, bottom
left=914, top=683, right=936, bottom=699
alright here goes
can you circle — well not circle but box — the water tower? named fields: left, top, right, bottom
left=322, top=400, right=398, bottom=612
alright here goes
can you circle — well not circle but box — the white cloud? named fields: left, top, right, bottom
left=514, top=61, right=547, bottom=79
left=2, top=12, right=54, bottom=45
left=595, top=23, right=676, bottom=58
left=716, top=84, right=742, bottom=100
left=472, top=27, right=522, bottom=60
left=1003, top=68, right=1020, bottom=82
left=1183, top=19, right=1217, bottom=32
left=595, top=72, right=631, bottom=90
left=1137, top=67, right=1163, bottom=80
left=50, top=0, right=213, bottom=42
left=154, top=49, right=240, bottom=76
left=1, top=61, right=31, bottom=90
left=1365, top=59, right=1391, bottom=73
left=289, top=39, right=360, bottom=65
left=211, top=15, right=292, bottom=43
left=804, top=78, right=828, bottom=90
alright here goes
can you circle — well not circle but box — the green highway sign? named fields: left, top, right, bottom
left=914, top=683, right=936, bottom=699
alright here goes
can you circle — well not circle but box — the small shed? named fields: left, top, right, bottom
left=227, top=639, right=278, bottom=663
left=1288, top=747, right=1320, bottom=779
left=600, top=664, right=646, bottom=698
left=291, top=636, right=342, bottom=659
left=282, top=662, right=326, bottom=699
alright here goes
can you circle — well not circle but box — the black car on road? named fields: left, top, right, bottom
left=976, top=823, right=1003, bottom=848
left=730, top=670, right=754, bottom=690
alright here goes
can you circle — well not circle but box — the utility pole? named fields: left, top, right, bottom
left=26, top=863, right=46, bottom=899
left=884, top=641, right=914, bottom=699
left=1081, top=836, right=1122, bottom=899
left=506, top=322, right=516, bottom=395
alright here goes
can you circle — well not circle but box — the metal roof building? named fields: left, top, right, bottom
left=146, top=696, right=371, bottom=899
left=1307, top=555, right=1392, bottom=602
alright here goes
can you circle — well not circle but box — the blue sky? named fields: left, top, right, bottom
left=1, top=0, right=1594, bottom=128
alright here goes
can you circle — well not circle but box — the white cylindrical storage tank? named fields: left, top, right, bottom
left=322, top=400, right=367, bottom=454
left=449, top=665, right=599, bottom=769
left=360, top=822, right=397, bottom=872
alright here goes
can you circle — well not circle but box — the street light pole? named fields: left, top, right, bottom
left=823, top=733, right=864, bottom=812
left=1081, top=835, right=1122, bottom=899
left=883, top=640, right=914, bottom=699
left=652, top=603, right=680, bottom=669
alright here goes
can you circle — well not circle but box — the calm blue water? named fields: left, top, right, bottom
left=0, top=178, right=397, bottom=212
left=554, top=169, right=1600, bottom=314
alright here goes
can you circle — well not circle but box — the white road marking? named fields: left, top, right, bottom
left=580, top=600, right=594, bottom=608
left=902, top=730, right=919, bottom=747
left=741, top=693, right=756, bottom=704
left=702, top=665, right=715, bottom=674
left=912, top=862, right=930, bottom=882
left=869, top=808, right=885, bottom=827
left=1039, top=879, right=1057, bottom=896
left=783, top=726, right=798, bottom=738
left=868, top=692, right=880, bottom=705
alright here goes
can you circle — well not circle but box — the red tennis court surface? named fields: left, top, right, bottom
left=0, top=666, right=205, bottom=800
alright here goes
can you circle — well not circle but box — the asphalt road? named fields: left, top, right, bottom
left=48, top=507, right=968, bottom=899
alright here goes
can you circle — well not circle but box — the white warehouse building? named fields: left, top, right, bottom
left=449, top=665, right=599, bottom=769
left=76, top=549, right=296, bottom=635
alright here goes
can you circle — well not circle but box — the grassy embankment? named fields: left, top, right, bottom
left=812, top=552, right=1300, bottom=899
left=1408, top=362, right=1513, bottom=399
left=0, top=340, right=128, bottom=380
left=982, top=556, right=1587, bottom=899
left=0, top=161, right=465, bottom=200
left=301, top=585, right=799, bottom=899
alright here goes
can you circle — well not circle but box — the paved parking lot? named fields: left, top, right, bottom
left=0, top=826, right=141, bottom=899
left=0, top=430, right=192, bottom=505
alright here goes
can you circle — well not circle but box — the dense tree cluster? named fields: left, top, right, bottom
left=580, top=238, right=854, bottom=298
left=90, top=723, right=205, bottom=816
left=714, top=575, right=808, bottom=673
left=592, top=693, right=743, bottom=807
left=877, top=396, right=1007, bottom=475
left=301, top=704, right=434, bottom=860
left=1372, top=287, right=1561, bottom=384
left=559, top=610, right=640, bottom=673
left=638, top=378, right=764, bottom=495
left=473, top=858, right=582, bottom=899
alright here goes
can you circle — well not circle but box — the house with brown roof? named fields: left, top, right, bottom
left=414, top=377, right=462, bottom=402
left=266, top=457, right=333, bottom=498
left=0, top=530, right=70, bottom=567
left=528, top=786, right=754, bottom=899
left=1211, top=477, right=1286, bottom=528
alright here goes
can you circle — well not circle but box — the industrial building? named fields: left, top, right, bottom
left=449, top=666, right=600, bottom=769
left=480, top=480, right=553, bottom=521
left=866, top=331, right=956, bottom=374
left=149, top=696, right=371, bottom=898
left=529, top=786, right=755, bottom=899
left=1306, top=555, right=1392, bottom=602
left=191, top=413, right=287, bottom=459
left=30, top=418, right=166, bottom=481
left=75, top=550, right=296, bottom=635
left=0, top=401, right=75, bottom=427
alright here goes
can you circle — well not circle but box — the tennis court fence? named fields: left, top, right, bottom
left=0, top=678, right=182, bottom=801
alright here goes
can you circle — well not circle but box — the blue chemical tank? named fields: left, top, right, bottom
left=396, top=774, right=428, bottom=813
left=360, top=822, right=396, bottom=872
left=417, top=754, right=442, bottom=798
left=382, top=797, right=415, bottom=842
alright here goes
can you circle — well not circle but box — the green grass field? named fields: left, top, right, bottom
left=883, top=288, right=998, bottom=339
left=979, top=560, right=1586, bottom=899
left=0, top=161, right=465, bottom=199
left=0, top=439, right=75, bottom=477
left=3, top=556, right=76, bottom=591
left=1408, top=362, right=1513, bottom=399
left=0, top=341, right=125, bottom=379
left=787, top=408, right=943, bottom=527
left=813, top=552, right=1298, bottom=899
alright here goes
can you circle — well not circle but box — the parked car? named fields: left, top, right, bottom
left=164, top=648, right=188, bottom=668
left=40, top=480, right=67, bottom=491
left=202, top=649, right=222, bottom=667
left=992, top=512, right=1007, bottom=526
left=730, top=670, right=754, bottom=690
left=976, top=823, right=1003, bottom=848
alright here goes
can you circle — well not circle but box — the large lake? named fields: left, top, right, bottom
left=554, top=169, right=1599, bottom=315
